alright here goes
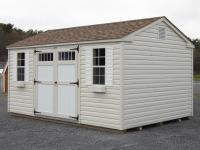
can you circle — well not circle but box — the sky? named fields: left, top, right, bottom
left=0, top=0, right=199, bottom=38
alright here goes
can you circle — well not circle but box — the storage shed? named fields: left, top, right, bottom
left=7, top=16, right=194, bottom=130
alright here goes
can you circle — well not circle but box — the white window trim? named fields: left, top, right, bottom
left=12, top=50, right=29, bottom=82
left=92, top=48, right=106, bottom=85
left=17, top=52, right=25, bottom=81
left=85, top=46, right=113, bottom=86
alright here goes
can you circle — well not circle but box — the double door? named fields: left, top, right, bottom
left=35, top=49, right=78, bottom=119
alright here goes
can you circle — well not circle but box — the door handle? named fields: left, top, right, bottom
left=34, top=78, right=42, bottom=84
left=70, top=80, right=79, bottom=87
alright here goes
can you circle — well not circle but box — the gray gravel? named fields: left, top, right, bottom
left=0, top=82, right=200, bottom=150
left=194, top=81, right=200, bottom=95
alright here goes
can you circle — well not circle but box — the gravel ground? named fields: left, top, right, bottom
left=194, top=81, right=200, bottom=95
left=0, top=82, right=199, bottom=150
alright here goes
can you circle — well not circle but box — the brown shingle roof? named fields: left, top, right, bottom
left=8, top=17, right=162, bottom=48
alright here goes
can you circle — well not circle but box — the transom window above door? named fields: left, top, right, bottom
left=93, top=48, right=105, bottom=85
left=58, top=51, right=75, bottom=61
left=39, top=53, right=53, bottom=61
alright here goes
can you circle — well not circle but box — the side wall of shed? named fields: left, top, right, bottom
left=122, top=21, right=193, bottom=129
left=8, top=49, right=34, bottom=116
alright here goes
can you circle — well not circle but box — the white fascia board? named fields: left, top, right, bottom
left=162, top=17, right=194, bottom=48
left=7, top=39, right=132, bottom=50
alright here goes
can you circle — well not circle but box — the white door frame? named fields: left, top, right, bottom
left=33, top=47, right=79, bottom=120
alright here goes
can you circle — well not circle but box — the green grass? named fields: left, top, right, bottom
left=194, top=94, right=200, bottom=100
left=194, top=74, right=200, bottom=81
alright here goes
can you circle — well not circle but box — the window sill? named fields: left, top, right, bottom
left=89, top=85, right=106, bottom=93
left=16, top=81, right=25, bottom=88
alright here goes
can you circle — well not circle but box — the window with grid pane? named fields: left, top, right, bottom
left=17, top=53, right=25, bottom=81
left=93, top=48, right=105, bottom=85
left=58, top=51, right=75, bottom=61
left=38, top=53, right=53, bottom=61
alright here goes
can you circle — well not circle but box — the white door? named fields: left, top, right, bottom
left=36, top=52, right=54, bottom=114
left=35, top=50, right=78, bottom=119
left=57, top=50, right=78, bottom=117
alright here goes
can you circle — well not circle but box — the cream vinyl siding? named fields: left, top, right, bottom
left=80, top=44, right=122, bottom=130
left=8, top=49, right=34, bottom=116
left=122, top=21, right=193, bottom=129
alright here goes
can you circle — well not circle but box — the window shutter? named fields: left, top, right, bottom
left=105, top=48, right=113, bottom=86
left=85, top=48, right=92, bottom=85
left=12, top=52, right=17, bottom=81
left=25, top=52, right=29, bottom=81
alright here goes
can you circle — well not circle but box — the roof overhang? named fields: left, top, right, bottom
left=7, top=39, right=132, bottom=50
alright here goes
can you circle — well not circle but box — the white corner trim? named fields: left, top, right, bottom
left=119, top=42, right=125, bottom=130
left=161, top=18, right=194, bottom=48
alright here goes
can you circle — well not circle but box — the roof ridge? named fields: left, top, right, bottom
left=47, top=16, right=163, bottom=32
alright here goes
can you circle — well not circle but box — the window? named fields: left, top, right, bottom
left=58, top=51, right=75, bottom=61
left=39, top=53, right=53, bottom=61
left=93, top=48, right=105, bottom=85
left=158, top=27, right=166, bottom=40
left=17, top=53, right=25, bottom=81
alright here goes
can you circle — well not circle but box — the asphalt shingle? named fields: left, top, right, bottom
left=7, top=17, right=162, bottom=48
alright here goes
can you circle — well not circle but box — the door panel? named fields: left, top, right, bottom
left=37, top=84, right=54, bottom=113
left=58, top=64, right=76, bottom=82
left=38, top=66, right=53, bottom=81
left=57, top=62, right=77, bottom=117
left=58, top=85, right=76, bottom=116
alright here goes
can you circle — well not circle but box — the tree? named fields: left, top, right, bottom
left=0, top=23, right=43, bottom=63
left=192, top=39, right=200, bottom=49
left=0, top=23, right=14, bottom=33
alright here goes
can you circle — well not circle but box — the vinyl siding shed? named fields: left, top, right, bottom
left=7, top=16, right=194, bottom=130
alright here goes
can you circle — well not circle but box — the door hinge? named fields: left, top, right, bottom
left=70, top=115, right=79, bottom=120
left=70, top=45, right=79, bottom=53
left=34, top=49, right=42, bottom=53
left=34, top=78, right=41, bottom=84
left=70, top=80, right=79, bottom=87
left=34, top=109, right=41, bottom=114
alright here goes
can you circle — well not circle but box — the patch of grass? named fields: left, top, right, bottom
left=194, top=74, right=200, bottom=81
left=194, top=95, right=200, bottom=100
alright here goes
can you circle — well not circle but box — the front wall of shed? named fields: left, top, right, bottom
left=122, top=21, right=193, bottom=129
left=8, top=43, right=122, bottom=130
